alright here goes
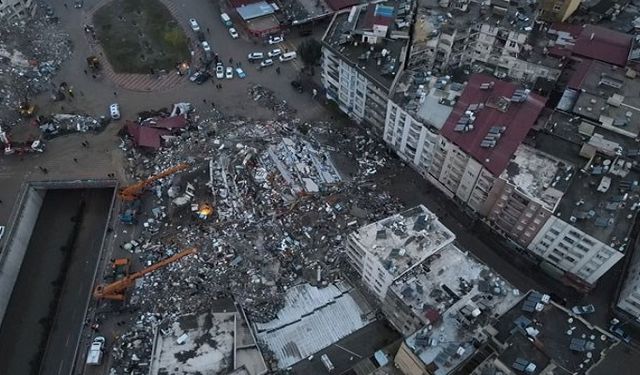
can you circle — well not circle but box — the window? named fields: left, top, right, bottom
left=508, top=40, right=517, bottom=48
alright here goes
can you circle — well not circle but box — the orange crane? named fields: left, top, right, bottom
left=93, top=247, right=197, bottom=301
left=118, top=163, right=190, bottom=201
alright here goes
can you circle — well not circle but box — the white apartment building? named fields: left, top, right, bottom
left=344, top=205, right=455, bottom=300
left=0, top=0, right=34, bottom=19
left=528, top=216, right=624, bottom=288
left=618, top=252, right=640, bottom=320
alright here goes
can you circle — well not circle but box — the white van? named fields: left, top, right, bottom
left=279, top=52, right=297, bottom=62
left=86, top=336, right=105, bottom=365
left=220, top=13, right=232, bottom=27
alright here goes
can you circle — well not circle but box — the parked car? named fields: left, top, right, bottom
left=235, top=67, right=246, bottom=79
left=86, top=336, right=106, bottom=365
left=189, top=71, right=210, bottom=84
left=268, top=48, right=282, bottom=58
left=571, top=304, right=595, bottom=315
left=290, top=80, right=303, bottom=93
left=74, top=0, right=84, bottom=8
left=268, top=35, right=284, bottom=45
left=215, top=64, right=224, bottom=79
left=225, top=66, right=233, bottom=79
left=609, top=325, right=632, bottom=343
left=260, top=59, right=274, bottom=68
left=189, top=18, right=200, bottom=32
left=0, top=226, right=5, bottom=241
left=229, top=27, right=239, bottom=39
left=279, top=51, right=297, bottom=62
left=248, top=52, right=264, bottom=61
left=201, top=41, right=211, bottom=53
left=109, top=103, right=120, bottom=120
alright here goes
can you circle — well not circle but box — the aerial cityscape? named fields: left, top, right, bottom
left=1, top=0, right=640, bottom=374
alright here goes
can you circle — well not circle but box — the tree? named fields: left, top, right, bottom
left=298, top=39, right=322, bottom=67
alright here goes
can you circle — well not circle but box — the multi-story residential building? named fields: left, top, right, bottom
left=321, top=1, right=412, bottom=134
left=538, top=0, right=582, bottom=22
left=427, top=74, right=547, bottom=211
left=407, top=0, right=562, bottom=83
left=618, top=249, right=640, bottom=321
left=0, top=0, right=35, bottom=20
left=384, top=73, right=464, bottom=177
left=344, top=205, right=455, bottom=300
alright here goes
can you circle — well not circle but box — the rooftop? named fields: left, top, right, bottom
left=392, top=72, right=464, bottom=130
left=322, top=1, right=412, bottom=90
left=236, top=1, right=276, bottom=21
left=564, top=59, right=640, bottom=139
left=492, top=291, right=616, bottom=375
left=348, top=205, right=455, bottom=278
left=572, top=25, right=633, bottom=67
left=501, top=144, right=575, bottom=211
left=398, top=245, right=521, bottom=375
left=254, top=282, right=372, bottom=369
left=440, top=74, right=547, bottom=176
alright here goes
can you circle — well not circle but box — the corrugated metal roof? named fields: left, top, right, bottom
left=236, top=1, right=275, bottom=21
left=440, top=74, right=546, bottom=176
left=572, top=25, right=633, bottom=67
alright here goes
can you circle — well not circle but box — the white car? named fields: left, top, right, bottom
left=260, top=59, right=274, bottom=68
left=109, top=103, right=120, bottom=120
left=268, top=35, right=283, bottom=45
left=216, top=64, right=224, bottom=79
left=189, top=18, right=200, bottom=32
left=225, top=66, right=233, bottom=79
left=248, top=52, right=264, bottom=61
left=201, top=41, right=211, bottom=53
left=268, top=48, right=282, bottom=57
left=229, top=27, right=239, bottom=39
left=0, top=226, right=5, bottom=241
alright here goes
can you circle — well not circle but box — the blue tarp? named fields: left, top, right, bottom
left=236, top=1, right=275, bottom=21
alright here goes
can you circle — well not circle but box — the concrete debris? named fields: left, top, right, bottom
left=104, top=92, right=403, bottom=373
left=38, top=114, right=105, bottom=138
left=248, top=85, right=296, bottom=120
left=0, top=7, right=72, bottom=129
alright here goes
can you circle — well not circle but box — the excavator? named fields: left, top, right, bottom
left=118, top=163, right=189, bottom=201
left=93, top=247, right=197, bottom=301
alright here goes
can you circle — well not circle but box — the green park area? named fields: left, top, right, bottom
left=93, top=0, right=190, bottom=73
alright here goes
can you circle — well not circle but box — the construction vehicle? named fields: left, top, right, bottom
left=94, top=247, right=197, bottom=301
left=104, top=258, right=130, bottom=282
left=87, top=55, right=100, bottom=71
left=118, top=163, right=189, bottom=201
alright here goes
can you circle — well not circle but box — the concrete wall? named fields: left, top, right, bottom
left=0, top=185, right=45, bottom=323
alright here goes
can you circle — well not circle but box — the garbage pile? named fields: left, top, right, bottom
left=38, top=114, right=105, bottom=138
left=0, top=6, right=72, bottom=128
left=248, top=85, right=297, bottom=120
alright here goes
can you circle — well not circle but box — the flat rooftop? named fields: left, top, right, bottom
left=398, top=245, right=521, bottom=375
left=501, top=144, right=574, bottom=211
left=554, top=154, right=640, bottom=252
left=492, top=291, right=616, bottom=375
left=440, top=74, right=547, bottom=176
left=348, top=205, right=455, bottom=278
left=322, top=1, right=411, bottom=90
left=392, top=72, right=464, bottom=130
left=567, top=59, right=640, bottom=138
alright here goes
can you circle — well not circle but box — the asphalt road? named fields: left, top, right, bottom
left=0, top=188, right=112, bottom=375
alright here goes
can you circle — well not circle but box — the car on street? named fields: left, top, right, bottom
left=0, top=226, right=5, bottom=241
left=571, top=304, right=595, bottom=315
left=109, top=103, right=120, bottom=120
left=74, top=0, right=84, bottom=8
left=268, top=35, right=284, bottom=45
left=248, top=52, right=264, bottom=61
left=225, top=66, right=233, bottom=79
left=229, top=27, right=239, bottom=39
left=609, top=324, right=632, bottom=343
left=235, top=67, right=246, bottom=79
left=260, top=59, right=274, bottom=68
left=216, top=64, right=224, bottom=79
left=201, top=41, right=211, bottom=53
left=189, top=71, right=210, bottom=84
left=189, top=18, right=200, bottom=32
left=290, top=80, right=303, bottom=93
left=279, top=51, right=297, bottom=62
left=268, top=48, right=282, bottom=58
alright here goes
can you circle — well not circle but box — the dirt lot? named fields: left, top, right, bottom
left=93, top=0, right=189, bottom=73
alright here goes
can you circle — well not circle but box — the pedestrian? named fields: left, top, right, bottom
left=85, top=140, right=90, bottom=146
left=60, top=105, right=64, bottom=111
left=229, top=57, right=233, bottom=64
left=203, top=98, right=207, bottom=103
left=83, top=70, right=87, bottom=75
left=43, top=168, right=48, bottom=174
left=92, top=74, right=96, bottom=79
left=73, top=158, right=78, bottom=163
left=211, top=102, right=215, bottom=108
left=113, top=91, right=117, bottom=96
left=64, top=3, right=68, bottom=8
left=207, top=27, right=210, bottom=33
left=0, top=200, right=3, bottom=204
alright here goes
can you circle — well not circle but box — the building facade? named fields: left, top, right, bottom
left=538, top=0, right=582, bottom=22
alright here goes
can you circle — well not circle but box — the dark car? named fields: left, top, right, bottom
left=189, top=71, right=210, bottom=85
left=609, top=325, right=632, bottom=343
left=290, top=80, right=303, bottom=93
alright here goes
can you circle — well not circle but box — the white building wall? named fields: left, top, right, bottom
left=362, top=252, right=395, bottom=300
left=528, top=216, right=624, bottom=285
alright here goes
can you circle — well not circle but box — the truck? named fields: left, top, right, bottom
left=321, top=354, right=335, bottom=372
left=220, top=13, right=232, bottom=27
left=86, top=336, right=105, bottom=365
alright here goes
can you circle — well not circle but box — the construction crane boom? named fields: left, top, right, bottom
left=118, top=163, right=190, bottom=201
left=93, top=247, right=197, bottom=301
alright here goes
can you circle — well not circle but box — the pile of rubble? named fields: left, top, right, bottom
left=38, top=114, right=105, bottom=138
left=0, top=6, right=72, bottom=129
left=248, top=85, right=297, bottom=120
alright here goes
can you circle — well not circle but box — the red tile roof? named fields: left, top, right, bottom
left=572, top=25, right=632, bottom=67
left=125, top=121, right=168, bottom=149
left=440, top=74, right=547, bottom=176
left=325, top=0, right=359, bottom=11
left=143, top=116, right=187, bottom=130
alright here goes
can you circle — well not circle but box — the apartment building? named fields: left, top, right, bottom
left=0, top=0, right=35, bottom=20
left=321, top=1, right=411, bottom=134
left=384, top=73, right=463, bottom=177
left=538, top=0, right=582, bottom=22
left=344, top=205, right=455, bottom=300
